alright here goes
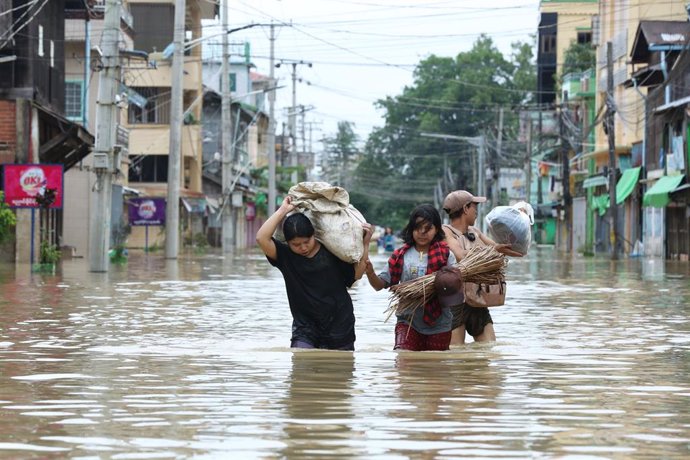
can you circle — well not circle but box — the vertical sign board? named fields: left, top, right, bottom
left=128, top=197, right=166, bottom=226
left=2, top=164, right=64, bottom=209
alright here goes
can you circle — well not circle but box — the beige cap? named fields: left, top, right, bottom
left=442, top=190, right=487, bottom=214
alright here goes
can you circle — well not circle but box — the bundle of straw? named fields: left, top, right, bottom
left=386, top=245, right=507, bottom=317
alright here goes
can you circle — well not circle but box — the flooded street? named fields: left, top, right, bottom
left=1, top=247, right=689, bottom=459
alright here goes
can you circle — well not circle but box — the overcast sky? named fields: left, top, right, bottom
left=202, top=0, right=540, bottom=148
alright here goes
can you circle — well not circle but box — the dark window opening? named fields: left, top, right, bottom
left=577, top=31, right=592, bottom=44
left=128, top=155, right=169, bottom=183
left=541, top=35, right=556, bottom=54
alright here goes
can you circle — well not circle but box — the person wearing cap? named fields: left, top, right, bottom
left=364, top=204, right=457, bottom=351
left=441, top=190, right=523, bottom=345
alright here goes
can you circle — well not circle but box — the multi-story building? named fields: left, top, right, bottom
left=123, top=0, right=216, bottom=249
left=593, top=0, right=688, bottom=257
left=1, top=0, right=94, bottom=263
left=201, top=42, right=270, bottom=248
left=63, top=0, right=134, bottom=258
left=536, top=0, right=598, bottom=251
left=628, top=18, right=690, bottom=259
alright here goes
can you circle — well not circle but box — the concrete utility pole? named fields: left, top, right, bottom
left=290, top=62, right=297, bottom=184
left=477, top=134, right=486, bottom=230
left=89, top=0, right=122, bottom=272
left=560, top=93, right=572, bottom=252
left=276, top=59, right=311, bottom=184
left=267, top=23, right=277, bottom=215
left=525, top=116, right=532, bottom=202
left=606, top=41, right=619, bottom=260
left=493, top=107, right=503, bottom=207
left=165, top=0, right=185, bottom=259
left=220, top=0, right=235, bottom=252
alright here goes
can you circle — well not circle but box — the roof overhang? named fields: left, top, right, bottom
left=654, top=95, right=690, bottom=114
left=34, top=102, right=94, bottom=171
left=630, top=21, right=690, bottom=64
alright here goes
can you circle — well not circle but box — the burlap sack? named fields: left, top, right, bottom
left=277, top=182, right=367, bottom=263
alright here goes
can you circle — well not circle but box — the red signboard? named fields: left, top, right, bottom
left=2, top=164, right=64, bottom=209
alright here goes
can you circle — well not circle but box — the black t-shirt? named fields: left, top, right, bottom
left=268, top=238, right=356, bottom=349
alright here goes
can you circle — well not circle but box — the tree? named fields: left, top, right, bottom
left=321, top=121, right=360, bottom=187
left=347, top=34, right=536, bottom=228
left=561, top=40, right=595, bottom=77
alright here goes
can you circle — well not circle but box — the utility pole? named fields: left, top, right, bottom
left=267, top=23, right=277, bottom=215
left=290, top=62, right=297, bottom=184
left=89, top=0, right=121, bottom=272
left=606, top=41, right=619, bottom=260
left=220, top=0, right=234, bottom=252
left=477, top=134, right=486, bottom=230
left=525, top=116, right=532, bottom=202
left=276, top=59, right=311, bottom=184
left=165, top=0, right=185, bottom=259
left=560, top=93, right=572, bottom=252
left=493, top=107, right=503, bottom=207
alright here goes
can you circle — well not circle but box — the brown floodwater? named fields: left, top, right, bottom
left=0, top=247, right=689, bottom=458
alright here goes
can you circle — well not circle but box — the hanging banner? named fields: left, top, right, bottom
left=128, top=197, right=166, bottom=226
left=2, top=164, right=64, bottom=209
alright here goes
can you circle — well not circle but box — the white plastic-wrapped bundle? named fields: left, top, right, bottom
left=484, top=203, right=533, bottom=255
left=277, top=182, right=367, bottom=263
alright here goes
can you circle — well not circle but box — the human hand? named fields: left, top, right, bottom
left=364, top=259, right=375, bottom=275
left=495, top=243, right=524, bottom=257
left=278, top=195, right=296, bottom=213
left=361, top=223, right=373, bottom=243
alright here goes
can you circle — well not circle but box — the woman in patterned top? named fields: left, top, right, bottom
left=365, top=204, right=457, bottom=351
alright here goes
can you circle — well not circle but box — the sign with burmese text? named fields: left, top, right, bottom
left=2, top=164, right=64, bottom=209
left=128, top=197, right=166, bottom=226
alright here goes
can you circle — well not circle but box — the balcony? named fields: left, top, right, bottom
left=127, top=124, right=201, bottom=158
left=127, top=57, right=202, bottom=92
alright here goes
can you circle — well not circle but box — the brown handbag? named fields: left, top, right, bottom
left=443, top=224, right=507, bottom=308
left=463, top=280, right=506, bottom=308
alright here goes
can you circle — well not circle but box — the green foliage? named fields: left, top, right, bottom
left=0, top=192, right=16, bottom=245
left=39, top=240, right=61, bottom=265
left=322, top=121, right=360, bottom=186
left=193, top=232, right=208, bottom=248
left=561, top=40, right=595, bottom=78
left=348, top=34, right=536, bottom=227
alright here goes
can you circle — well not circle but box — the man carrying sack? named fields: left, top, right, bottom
left=441, top=190, right=523, bottom=345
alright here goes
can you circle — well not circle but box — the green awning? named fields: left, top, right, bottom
left=615, top=166, right=641, bottom=204
left=642, top=175, right=685, bottom=208
left=583, top=175, right=607, bottom=188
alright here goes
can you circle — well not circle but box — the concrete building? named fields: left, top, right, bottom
left=592, top=0, right=688, bottom=257
left=1, top=0, right=94, bottom=264
left=62, top=0, right=135, bottom=258
left=122, top=0, right=217, bottom=250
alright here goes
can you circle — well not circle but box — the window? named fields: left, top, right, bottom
left=65, top=80, right=83, bottom=120
left=219, top=73, right=237, bottom=92
left=577, top=31, right=592, bottom=44
left=128, top=155, right=169, bottom=183
left=127, top=87, right=170, bottom=124
left=540, top=35, right=556, bottom=54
